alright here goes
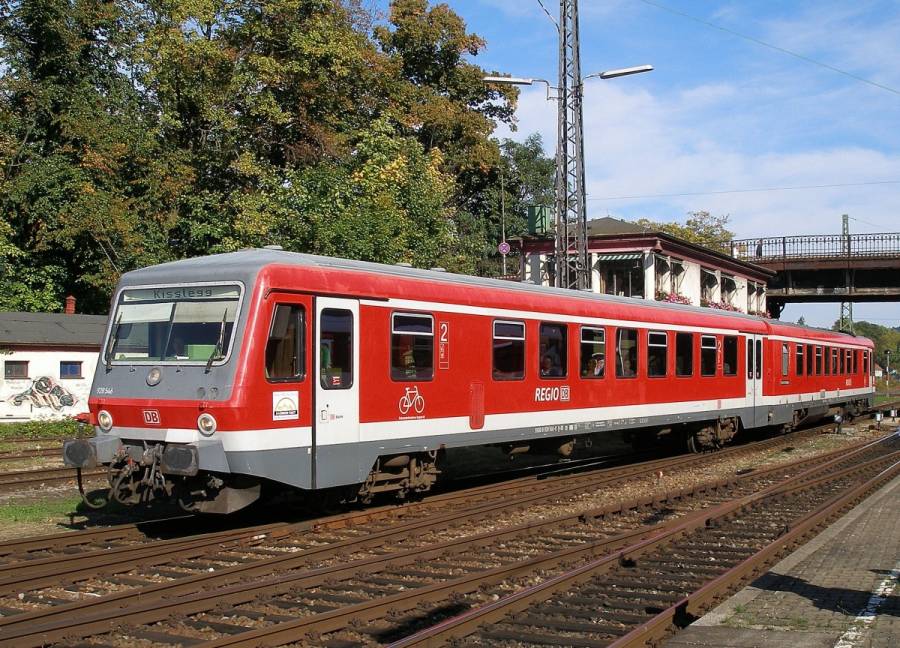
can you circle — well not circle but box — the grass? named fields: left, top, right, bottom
left=0, top=496, right=82, bottom=524
left=0, top=418, right=85, bottom=441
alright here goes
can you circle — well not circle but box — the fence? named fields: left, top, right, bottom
left=730, top=233, right=900, bottom=261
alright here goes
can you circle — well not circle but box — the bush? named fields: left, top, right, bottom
left=0, top=418, right=86, bottom=440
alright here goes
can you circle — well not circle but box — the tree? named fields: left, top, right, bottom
left=478, top=133, right=554, bottom=275
left=635, top=212, right=734, bottom=253
left=797, top=316, right=807, bottom=327
left=0, top=0, right=187, bottom=311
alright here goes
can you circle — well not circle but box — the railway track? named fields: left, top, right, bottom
left=0, top=426, right=893, bottom=647
left=0, top=465, right=106, bottom=494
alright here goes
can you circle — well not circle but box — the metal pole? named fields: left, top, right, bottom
left=501, top=169, right=506, bottom=276
left=839, top=214, right=854, bottom=333
left=554, top=0, right=587, bottom=290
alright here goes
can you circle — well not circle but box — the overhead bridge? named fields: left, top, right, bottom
left=729, top=232, right=900, bottom=317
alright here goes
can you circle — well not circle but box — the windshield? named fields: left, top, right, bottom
left=108, top=285, right=241, bottom=364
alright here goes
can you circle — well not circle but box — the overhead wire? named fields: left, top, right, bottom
left=535, top=0, right=559, bottom=32
left=587, top=180, right=900, bottom=201
left=635, top=0, right=900, bottom=97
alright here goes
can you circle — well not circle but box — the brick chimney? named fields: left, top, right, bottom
left=65, top=295, right=76, bottom=315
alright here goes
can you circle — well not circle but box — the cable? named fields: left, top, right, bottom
left=636, top=0, right=900, bottom=98
left=587, top=180, right=900, bottom=202
left=535, top=0, right=559, bottom=32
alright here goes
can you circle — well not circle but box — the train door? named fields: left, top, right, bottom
left=313, top=297, right=360, bottom=488
left=746, top=334, right=764, bottom=426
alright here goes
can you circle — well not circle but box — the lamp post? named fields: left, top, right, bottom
left=485, top=63, right=652, bottom=289
left=887, top=350, right=892, bottom=390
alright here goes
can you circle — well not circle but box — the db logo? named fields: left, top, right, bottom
left=142, top=410, right=161, bottom=425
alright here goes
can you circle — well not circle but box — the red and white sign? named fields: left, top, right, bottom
left=142, top=410, right=161, bottom=425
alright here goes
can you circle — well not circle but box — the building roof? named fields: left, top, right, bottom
left=0, top=312, right=107, bottom=348
left=515, top=216, right=775, bottom=281
left=585, top=217, right=650, bottom=236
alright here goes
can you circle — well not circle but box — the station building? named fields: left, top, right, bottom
left=0, top=299, right=106, bottom=422
left=512, top=216, right=774, bottom=315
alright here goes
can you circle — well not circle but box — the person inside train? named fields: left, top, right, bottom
left=541, top=354, right=562, bottom=377
left=593, top=353, right=605, bottom=377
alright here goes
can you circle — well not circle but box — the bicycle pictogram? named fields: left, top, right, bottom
left=398, top=386, right=425, bottom=415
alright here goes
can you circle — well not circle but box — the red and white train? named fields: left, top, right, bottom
left=64, top=249, right=875, bottom=513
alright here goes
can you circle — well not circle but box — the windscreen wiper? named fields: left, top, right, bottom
left=104, top=312, right=123, bottom=372
left=205, top=309, right=228, bottom=373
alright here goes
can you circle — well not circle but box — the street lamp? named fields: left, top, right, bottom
left=887, top=350, right=892, bottom=390
left=484, top=65, right=652, bottom=288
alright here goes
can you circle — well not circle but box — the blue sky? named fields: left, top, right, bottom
left=388, top=1, right=900, bottom=328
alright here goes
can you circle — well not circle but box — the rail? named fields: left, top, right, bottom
left=730, top=232, right=900, bottom=261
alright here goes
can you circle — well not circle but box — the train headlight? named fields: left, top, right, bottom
left=197, top=413, right=217, bottom=436
left=146, top=367, right=162, bottom=386
left=98, top=410, right=113, bottom=432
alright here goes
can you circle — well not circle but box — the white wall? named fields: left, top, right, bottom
left=0, top=348, right=98, bottom=422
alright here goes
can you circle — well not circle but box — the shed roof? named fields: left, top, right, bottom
left=0, top=312, right=107, bottom=348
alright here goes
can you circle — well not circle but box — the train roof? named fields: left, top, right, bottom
left=119, top=249, right=872, bottom=347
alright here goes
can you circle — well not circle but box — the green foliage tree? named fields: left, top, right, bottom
left=478, top=133, right=554, bottom=275
left=635, top=212, right=735, bottom=253
left=0, top=0, right=518, bottom=314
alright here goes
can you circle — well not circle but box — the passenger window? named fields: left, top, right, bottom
left=580, top=327, right=605, bottom=379
left=493, top=321, right=525, bottom=380
left=391, top=313, right=434, bottom=381
left=320, top=309, right=353, bottom=389
left=648, top=331, right=667, bottom=377
left=701, top=335, right=717, bottom=376
left=723, top=336, right=737, bottom=376
left=839, top=349, right=845, bottom=374
left=807, top=344, right=814, bottom=375
left=265, top=304, right=305, bottom=381
left=677, top=332, right=693, bottom=377
left=825, top=346, right=832, bottom=375
left=616, top=328, right=638, bottom=378
left=815, top=346, right=823, bottom=375
left=796, top=344, right=804, bottom=376
left=832, top=348, right=838, bottom=375
left=539, top=323, right=567, bottom=378
left=853, top=350, right=858, bottom=374
left=781, top=343, right=789, bottom=377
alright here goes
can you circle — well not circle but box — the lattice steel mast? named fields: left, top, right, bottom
left=554, top=0, right=588, bottom=290
left=839, top=213, right=854, bottom=332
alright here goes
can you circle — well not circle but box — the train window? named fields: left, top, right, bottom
left=539, top=323, right=567, bottom=378
left=493, top=321, right=525, bottom=380
left=832, top=348, right=838, bottom=375
left=265, top=304, right=305, bottom=381
left=839, top=348, right=845, bottom=374
left=806, top=344, right=814, bottom=375
left=824, top=347, right=831, bottom=375
left=723, top=336, right=737, bottom=376
left=647, top=331, right=667, bottom=378
left=815, top=346, right=823, bottom=375
left=580, top=327, right=605, bottom=379
left=391, top=313, right=434, bottom=381
left=796, top=344, right=804, bottom=376
left=615, top=328, right=638, bottom=378
left=320, top=309, right=353, bottom=390
left=846, top=349, right=852, bottom=374
left=781, top=343, right=789, bottom=377
left=677, top=332, right=693, bottom=377
left=853, top=350, right=858, bottom=374
left=700, top=335, right=716, bottom=376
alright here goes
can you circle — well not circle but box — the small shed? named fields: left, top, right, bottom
left=0, top=308, right=107, bottom=422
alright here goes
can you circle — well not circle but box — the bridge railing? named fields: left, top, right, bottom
left=730, top=233, right=900, bottom=261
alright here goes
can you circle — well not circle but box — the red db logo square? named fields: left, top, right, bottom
left=142, top=410, right=161, bottom=425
